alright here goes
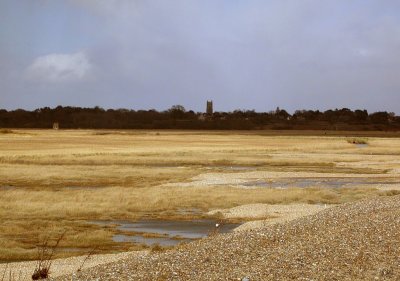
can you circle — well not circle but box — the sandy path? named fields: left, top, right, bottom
left=0, top=251, right=147, bottom=280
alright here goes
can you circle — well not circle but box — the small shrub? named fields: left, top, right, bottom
left=346, top=138, right=368, bottom=145
left=150, top=244, right=164, bottom=252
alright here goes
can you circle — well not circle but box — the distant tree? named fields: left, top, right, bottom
left=354, top=109, right=368, bottom=122
left=93, top=106, right=105, bottom=113
left=275, top=108, right=290, bottom=120
left=370, top=111, right=390, bottom=124
left=388, top=112, right=396, bottom=121
left=168, top=105, right=186, bottom=119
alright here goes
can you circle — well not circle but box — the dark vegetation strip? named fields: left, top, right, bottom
left=1, top=106, right=399, bottom=131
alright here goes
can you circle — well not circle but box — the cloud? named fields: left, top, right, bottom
left=26, top=51, right=91, bottom=83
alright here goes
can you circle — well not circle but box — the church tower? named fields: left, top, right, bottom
left=206, top=100, right=213, bottom=115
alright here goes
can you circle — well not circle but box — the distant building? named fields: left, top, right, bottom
left=206, top=100, right=213, bottom=115
left=53, top=122, right=59, bottom=130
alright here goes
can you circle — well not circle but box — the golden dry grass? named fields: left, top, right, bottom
left=0, top=129, right=400, bottom=261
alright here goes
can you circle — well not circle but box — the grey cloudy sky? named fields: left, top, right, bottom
left=1, top=0, right=400, bottom=113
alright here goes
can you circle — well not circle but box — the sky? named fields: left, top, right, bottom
left=1, top=0, right=400, bottom=113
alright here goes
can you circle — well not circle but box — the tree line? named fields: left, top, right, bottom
left=0, top=106, right=399, bottom=131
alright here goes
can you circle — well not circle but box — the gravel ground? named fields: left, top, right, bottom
left=54, top=195, right=400, bottom=280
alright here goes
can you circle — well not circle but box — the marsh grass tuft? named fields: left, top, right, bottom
left=0, top=129, right=13, bottom=134
left=379, top=190, right=400, bottom=196
left=150, top=244, right=165, bottom=252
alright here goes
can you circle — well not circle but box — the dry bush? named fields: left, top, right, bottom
left=32, top=231, right=66, bottom=280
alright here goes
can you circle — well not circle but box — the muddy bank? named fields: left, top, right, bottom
left=208, top=203, right=331, bottom=231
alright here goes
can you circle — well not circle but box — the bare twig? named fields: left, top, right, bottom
left=45, top=230, right=67, bottom=270
left=77, top=247, right=98, bottom=272
left=1, top=264, right=8, bottom=281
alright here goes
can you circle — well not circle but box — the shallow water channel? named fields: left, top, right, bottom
left=92, top=220, right=240, bottom=247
